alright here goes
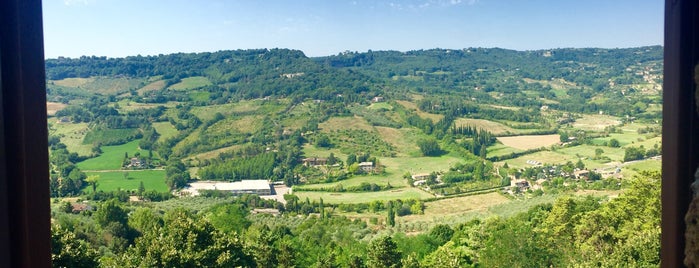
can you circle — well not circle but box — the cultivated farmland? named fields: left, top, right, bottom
left=497, top=134, right=560, bottom=150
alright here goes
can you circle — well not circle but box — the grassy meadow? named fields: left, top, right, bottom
left=52, top=77, right=145, bottom=95
left=168, top=76, right=212, bottom=90
left=152, top=122, right=178, bottom=142
left=77, top=140, right=143, bottom=170
left=294, top=174, right=408, bottom=190
left=294, top=187, right=434, bottom=204
left=48, top=119, right=92, bottom=156
left=85, top=170, right=168, bottom=193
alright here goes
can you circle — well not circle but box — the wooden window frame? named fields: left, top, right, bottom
left=0, top=0, right=696, bottom=267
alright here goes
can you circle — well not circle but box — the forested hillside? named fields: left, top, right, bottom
left=47, top=46, right=663, bottom=267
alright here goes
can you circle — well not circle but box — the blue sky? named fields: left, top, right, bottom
left=42, top=0, right=663, bottom=59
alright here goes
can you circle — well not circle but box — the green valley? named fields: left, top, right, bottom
left=47, top=47, right=663, bottom=267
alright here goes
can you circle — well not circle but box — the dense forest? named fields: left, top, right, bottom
left=47, top=46, right=663, bottom=267
left=47, top=46, right=662, bottom=117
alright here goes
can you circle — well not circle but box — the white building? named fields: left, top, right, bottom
left=358, top=162, right=374, bottom=172
left=185, top=180, right=272, bottom=196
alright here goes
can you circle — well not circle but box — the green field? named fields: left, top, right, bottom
left=496, top=150, right=578, bottom=169
left=168, top=76, right=212, bottom=91
left=295, top=174, right=408, bottom=190
left=77, top=140, right=143, bottom=170
left=397, top=192, right=510, bottom=227
left=487, top=193, right=563, bottom=217
left=454, top=118, right=551, bottom=136
left=138, top=79, right=166, bottom=95
left=152, top=122, right=178, bottom=142
left=52, top=77, right=145, bottom=95
left=85, top=170, right=168, bottom=193
left=318, top=116, right=374, bottom=132
left=82, top=128, right=140, bottom=145
left=375, top=127, right=424, bottom=157
left=189, top=100, right=283, bottom=121
left=592, top=132, right=661, bottom=148
left=294, top=187, right=433, bottom=204
left=454, top=118, right=517, bottom=135
left=173, top=130, right=201, bottom=154
left=208, top=115, right=263, bottom=134
left=189, top=91, right=210, bottom=102
left=302, top=144, right=349, bottom=161
left=113, top=100, right=174, bottom=113
left=300, top=147, right=461, bottom=185
left=556, top=145, right=626, bottom=165
left=367, top=102, right=393, bottom=110
left=570, top=114, right=621, bottom=132
left=621, top=158, right=662, bottom=178
left=487, top=143, right=523, bottom=158
left=48, top=119, right=92, bottom=156
left=381, top=155, right=464, bottom=175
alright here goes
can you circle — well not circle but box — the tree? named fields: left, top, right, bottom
left=346, top=153, right=357, bottom=166
left=95, top=199, right=128, bottom=227
left=608, top=138, right=621, bottom=148
left=418, top=138, right=442, bottom=156
left=319, top=198, right=325, bottom=219
left=387, top=201, right=396, bottom=227
left=327, top=153, right=337, bottom=165
left=315, top=134, right=332, bottom=148
left=573, top=171, right=660, bottom=266
left=51, top=226, right=99, bottom=267
left=367, top=236, right=401, bottom=268
left=348, top=163, right=360, bottom=175
left=128, top=207, right=163, bottom=234
left=480, top=217, right=558, bottom=267
left=60, top=201, right=73, bottom=214
left=205, top=203, right=251, bottom=234
left=429, top=224, right=455, bottom=245
left=421, top=241, right=474, bottom=268
left=560, top=131, right=569, bottom=142
left=120, top=208, right=254, bottom=267
left=624, top=146, right=646, bottom=162
left=476, top=144, right=486, bottom=158
left=575, top=159, right=585, bottom=170
left=594, top=148, right=604, bottom=159
left=85, top=175, right=99, bottom=193
left=138, top=181, right=145, bottom=196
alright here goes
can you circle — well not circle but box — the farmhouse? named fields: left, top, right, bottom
left=413, top=180, right=427, bottom=186
left=513, top=180, right=530, bottom=191
left=185, top=180, right=272, bottom=196
left=302, top=157, right=328, bottom=167
left=372, top=96, right=385, bottom=102
left=574, top=169, right=590, bottom=180
left=358, top=162, right=374, bottom=172
left=128, top=157, right=143, bottom=168
left=70, top=203, right=92, bottom=213
left=411, top=173, right=431, bottom=180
